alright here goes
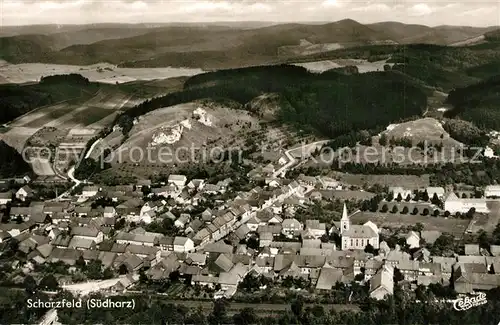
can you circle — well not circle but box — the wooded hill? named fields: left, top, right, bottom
left=123, top=65, right=427, bottom=138
left=0, top=74, right=99, bottom=124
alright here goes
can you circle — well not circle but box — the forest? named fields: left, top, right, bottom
left=445, top=75, right=500, bottom=130
left=0, top=74, right=99, bottom=124
left=123, top=65, right=427, bottom=138
left=0, top=141, right=32, bottom=178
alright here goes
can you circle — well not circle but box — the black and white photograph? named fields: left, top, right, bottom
left=0, top=1, right=500, bottom=324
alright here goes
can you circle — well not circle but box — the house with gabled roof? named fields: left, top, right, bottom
left=16, top=185, right=34, bottom=201
left=173, top=237, right=194, bottom=253
left=369, top=264, right=394, bottom=300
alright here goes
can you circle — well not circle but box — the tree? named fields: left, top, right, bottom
left=39, top=274, right=59, bottom=291
left=396, top=193, right=403, bottom=202
left=75, top=256, right=86, bottom=270
left=291, top=295, right=305, bottom=318
left=391, top=205, right=399, bottom=213
left=384, top=64, right=392, bottom=71
left=412, top=207, right=419, bottom=215
left=379, top=134, right=387, bottom=146
left=444, top=210, right=451, bottom=218
left=466, top=207, right=476, bottom=219
left=209, top=299, right=229, bottom=325
left=364, top=243, right=375, bottom=254
left=394, top=267, right=404, bottom=283
left=422, top=208, right=429, bottom=216
left=478, top=230, right=490, bottom=249
left=422, top=190, right=429, bottom=202
left=233, top=308, right=257, bottom=325
left=431, top=193, right=441, bottom=206
left=433, top=209, right=440, bottom=217
left=386, top=192, right=394, bottom=202
left=381, top=204, right=389, bottom=213
left=455, top=212, right=462, bottom=218
left=405, top=194, right=411, bottom=202
left=85, top=260, right=103, bottom=280
left=413, top=222, right=424, bottom=233
left=401, top=206, right=409, bottom=214
left=118, top=264, right=128, bottom=275
left=23, top=275, right=37, bottom=294
left=462, top=193, right=468, bottom=199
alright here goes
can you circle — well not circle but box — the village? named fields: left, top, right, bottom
left=2, top=152, right=500, bottom=305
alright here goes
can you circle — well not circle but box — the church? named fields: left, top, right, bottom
left=340, top=204, right=379, bottom=250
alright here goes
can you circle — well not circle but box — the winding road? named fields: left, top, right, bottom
left=54, top=137, right=102, bottom=200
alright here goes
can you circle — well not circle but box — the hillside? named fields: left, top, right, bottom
left=1, top=20, right=499, bottom=69
left=121, top=65, right=427, bottom=139
left=445, top=76, right=500, bottom=130
left=0, top=74, right=101, bottom=124
left=368, top=22, right=497, bottom=45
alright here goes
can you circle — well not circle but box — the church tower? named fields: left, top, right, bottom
left=340, top=203, right=350, bottom=233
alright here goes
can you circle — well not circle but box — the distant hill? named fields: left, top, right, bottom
left=368, top=22, right=498, bottom=45
left=1, top=20, right=498, bottom=69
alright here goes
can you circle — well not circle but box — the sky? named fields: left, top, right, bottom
left=1, top=0, right=499, bottom=27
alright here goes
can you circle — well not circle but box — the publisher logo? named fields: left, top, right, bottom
left=453, top=292, right=487, bottom=311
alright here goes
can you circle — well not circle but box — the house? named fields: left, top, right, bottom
left=444, top=192, right=488, bottom=214
left=192, top=228, right=211, bottom=246
left=16, top=186, right=34, bottom=201
left=157, top=236, right=174, bottom=251
left=406, top=231, right=420, bottom=249
left=168, top=175, right=187, bottom=188
left=0, top=230, right=12, bottom=243
left=70, top=227, right=104, bottom=244
left=485, top=185, right=500, bottom=198
left=9, top=207, right=31, bottom=221
left=305, top=219, right=326, bottom=239
left=318, top=177, right=339, bottom=190
left=465, top=244, right=480, bottom=256
left=175, top=214, right=191, bottom=228
left=340, top=204, right=379, bottom=250
left=215, top=254, right=234, bottom=272
left=186, top=219, right=203, bottom=234
left=453, top=264, right=500, bottom=294
left=316, top=263, right=344, bottom=290
left=104, top=207, right=116, bottom=219
left=281, top=218, right=302, bottom=237
left=0, top=191, right=12, bottom=205
left=187, top=179, right=205, bottom=191
left=173, top=237, right=194, bottom=253
left=369, top=264, right=394, bottom=300
left=82, top=186, right=99, bottom=198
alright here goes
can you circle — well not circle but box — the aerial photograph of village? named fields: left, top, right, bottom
left=0, top=0, right=500, bottom=324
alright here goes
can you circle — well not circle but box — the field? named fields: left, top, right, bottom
left=292, top=59, right=391, bottom=73
left=378, top=118, right=461, bottom=147
left=0, top=62, right=203, bottom=84
left=0, top=87, right=138, bottom=177
left=350, top=211, right=470, bottom=236
left=330, top=172, right=431, bottom=188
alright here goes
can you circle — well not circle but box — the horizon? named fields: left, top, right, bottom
left=3, top=19, right=500, bottom=29
left=1, top=1, right=499, bottom=27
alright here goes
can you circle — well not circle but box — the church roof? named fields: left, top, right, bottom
left=343, top=225, right=377, bottom=238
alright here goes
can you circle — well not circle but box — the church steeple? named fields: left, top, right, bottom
left=341, top=203, right=350, bottom=233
